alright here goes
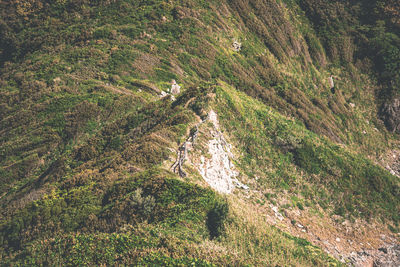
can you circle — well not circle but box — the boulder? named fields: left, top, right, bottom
left=232, top=40, right=241, bottom=52
left=170, top=79, right=181, bottom=95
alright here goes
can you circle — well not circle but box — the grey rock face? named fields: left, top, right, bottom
left=381, top=98, right=400, bottom=133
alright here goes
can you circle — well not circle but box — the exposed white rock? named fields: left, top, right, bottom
left=329, top=75, right=335, bottom=89
left=198, top=138, right=238, bottom=194
left=208, top=110, right=220, bottom=129
left=170, top=79, right=181, bottom=94
left=197, top=110, right=248, bottom=194
left=159, top=90, right=176, bottom=101
left=271, top=205, right=284, bottom=221
left=232, top=40, right=242, bottom=52
left=233, top=179, right=249, bottom=190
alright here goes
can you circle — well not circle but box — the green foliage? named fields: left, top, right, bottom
left=207, top=199, right=229, bottom=239
left=138, top=253, right=214, bottom=267
left=369, top=21, right=400, bottom=97
left=293, top=136, right=400, bottom=221
left=10, top=229, right=214, bottom=266
left=217, top=83, right=399, bottom=223
left=1, top=185, right=101, bottom=250
left=1, top=0, right=400, bottom=265
left=1, top=168, right=227, bottom=262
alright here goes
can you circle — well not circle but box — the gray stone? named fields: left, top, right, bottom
left=170, top=79, right=181, bottom=95
left=232, top=40, right=242, bottom=52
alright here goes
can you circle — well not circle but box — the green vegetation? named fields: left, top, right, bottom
left=216, top=83, right=399, bottom=224
left=0, top=0, right=399, bottom=265
left=299, top=0, right=400, bottom=99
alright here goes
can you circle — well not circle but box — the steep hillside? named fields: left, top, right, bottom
left=0, top=0, right=399, bottom=265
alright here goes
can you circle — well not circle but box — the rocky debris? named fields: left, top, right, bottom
left=296, top=223, right=307, bottom=232
left=172, top=141, right=188, bottom=178
left=159, top=91, right=168, bottom=98
left=159, top=90, right=176, bottom=101
left=381, top=98, right=400, bottom=133
left=171, top=122, right=203, bottom=178
left=208, top=110, right=220, bottom=128
left=270, top=205, right=284, bottom=221
left=232, top=40, right=242, bottom=52
left=346, top=243, right=400, bottom=267
left=198, top=113, right=238, bottom=194
left=347, top=251, right=374, bottom=267
left=160, top=79, right=181, bottom=99
left=378, top=247, right=387, bottom=254
left=233, top=179, right=249, bottom=190
left=374, top=244, right=400, bottom=266
left=199, top=144, right=237, bottom=194
left=170, top=79, right=181, bottom=94
left=384, top=151, right=400, bottom=177
left=188, top=110, right=249, bottom=194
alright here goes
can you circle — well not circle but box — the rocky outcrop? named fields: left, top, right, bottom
left=198, top=137, right=238, bottom=194
left=347, top=243, right=400, bottom=267
left=170, top=79, right=181, bottom=95
left=232, top=40, right=242, bottom=52
left=198, top=110, right=247, bottom=194
left=381, top=98, right=400, bottom=133
left=172, top=110, right=248, bottom=194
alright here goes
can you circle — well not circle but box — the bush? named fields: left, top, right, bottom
left=206, top=199, right=229, bottom=239
left=129, top=188, right=156, bottom=221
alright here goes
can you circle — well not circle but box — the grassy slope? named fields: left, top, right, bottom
left=216, top=82, right=399, bottom=224
left=0, top=0, right=399, bottom=265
